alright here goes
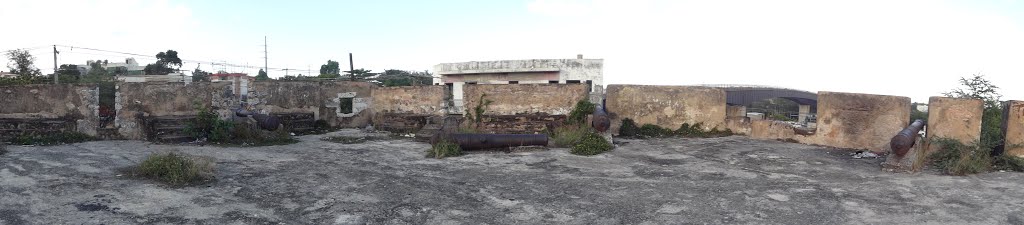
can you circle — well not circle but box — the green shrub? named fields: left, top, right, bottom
left=552, top=125, right=590, bottom=147
left=619, top=118, right=640, bottom=137
left=183, top=103, right=229, bottom=141
left=10, top=131, right=95, bottom=146
left=134, top=152, right=215, bottom=186
left=929, top=138, right=993, bottom=175
left=675, top=123, right=702, bottom=137
left=228, top=123, right=296, bottom=146
left=567, top=100, right=596, bottom=125
left=638, top=124, right=674, bottom=138
left=427, top=140, right=462, bottom=159
left=571, top=132, right=613, bottom=156
left=993, top=155, right=1024, bottom=172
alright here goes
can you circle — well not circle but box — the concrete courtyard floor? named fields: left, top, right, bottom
left=2, top=129, right=1024, bottom=225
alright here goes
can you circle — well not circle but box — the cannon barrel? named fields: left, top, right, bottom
left=234, top=109, right=282, bottom=131
left=890, top=119, right=925, bottom=157
left=450, top=134, right=549, bottom=151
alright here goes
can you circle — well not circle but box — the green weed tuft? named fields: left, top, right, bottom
left=571, top=132, right=613, bottom=156
left=552, top=125, right=591, bottom=148
left=133, top=152, right=215, bottom=186
left=427, top=140, right=462, bottom=159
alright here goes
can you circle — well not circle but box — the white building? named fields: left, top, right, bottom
left=433, top=55, right=604, bottom=110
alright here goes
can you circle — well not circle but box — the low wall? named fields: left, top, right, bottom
left=725, top=117, right=751, bottom=135
left=750, top=120, right=795, bottom=140
left=463, top=84, right=588, bottom=133
left=606, top=85, right=726, bottom=134
left=463, top=84, right=588, bottom=115
left=371, top=86, right=447, bottom=132
left=796, top=91, right=910, bottom=152
left=0, top=84, right=100, bottom=138
left=925, top=97, right=983, bottom=153
left=247, top=81, right=374, bottom=129
left=1005, top=100, right=1024, bottom=157
left=116, top=82, right=235, bottom=140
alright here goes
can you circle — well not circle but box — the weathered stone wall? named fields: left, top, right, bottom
left=725, top=117, right=751, bottom=135
left=795, top=91, right=910, bottom=152
left=370, top=86, right=448, bottom=132
left=463, top=84, right=588, bottom=116
left=727, top=105, right=747, bottom=118
left=248, top=81, right=374, bottom=128
left=0, top=84, right=100, bottom=138
left=750, top=120, right=796, bottom=140
left=925, top=97, right=983, bottom=153
left=605, top=85, right=726, bottom=134
left=1004, top=100, right=1024, bottom=157
left=461, top=84, right=587, bottom=133
left=115, top=82, right=235, bottom=139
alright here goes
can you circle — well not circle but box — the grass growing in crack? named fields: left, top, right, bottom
left=0, top=143, right=7, bottom=155
left=323, top=136, right=385, bottom=144
left=130, top=152, right=215, bottom=186
left=427, top=140, right=462, bottom=159
left=929, top=138, right=1024, bottom=175
left=9, top=131, right=95, bottom=146
left=551, top=125, right=591, bottom=148
left=571, top=132, right=613, bottom=156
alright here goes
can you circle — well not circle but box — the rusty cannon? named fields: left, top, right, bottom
left=448, top=133, right=549, bottom=151
left=889, top=119, right=925, bottom=157
left=591, top=100, right=611, bottom=133
left=234, top=109, right=283, bottom=131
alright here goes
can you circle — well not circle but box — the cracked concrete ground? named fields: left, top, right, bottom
left=2, top=129, right=1023, bottom=224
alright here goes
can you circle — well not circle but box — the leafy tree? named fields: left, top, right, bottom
left=910, top=103, right=928, bottom=123
left=319, top=60, right=341, bottom=76
left=144, top=50, right=182, bottom=75
left=378, top=69, right=432, bottom=86
left=192, top=68, right=210, bottom=82
left=943, top=74, right=1003, bottom=148
left=56, top=64, right=81, bottom=76
left=255, top=69, right=269, bottom=81
left=344, top=68, right=376, bottom=81
left=6, top=49, right=41, bottom=77
left=86, top=60, right=109, bottom=77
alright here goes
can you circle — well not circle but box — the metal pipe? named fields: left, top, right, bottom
left=890, top=119, right=925, bottom=157
left=450, top=134, right=549, bottom=150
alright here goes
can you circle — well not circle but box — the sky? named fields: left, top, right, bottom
left=2, top=0, right=1023, bottom=102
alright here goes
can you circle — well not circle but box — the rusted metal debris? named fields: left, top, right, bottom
left=449, top=133, right=548, bottom=151
left=889, top=119, right=925, bottom=157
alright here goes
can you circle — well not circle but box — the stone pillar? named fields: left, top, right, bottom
left=925, top=97, right=983, bottom=154
left=1005, top=100, right=1024, bottom=157
left=797, top=104, right=811, bottom=124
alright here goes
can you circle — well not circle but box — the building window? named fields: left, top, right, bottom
left=339, top=97, right=354, bottom=114
left=466, top=82, right=477, bottom=85
left=566, top=80, right=581, bottom=84
left=549, top=80, right=559, bottom=84
left=508, top=81, right=518, bottom=84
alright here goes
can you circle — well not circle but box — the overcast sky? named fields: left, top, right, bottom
left=2, top=0, right=1022, bottom=102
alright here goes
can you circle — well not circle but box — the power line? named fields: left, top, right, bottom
left=53, top=45, right=300, bottom=72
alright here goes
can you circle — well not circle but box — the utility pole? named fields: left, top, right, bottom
left=52, top=45, right=59, bottom=84
left=263, top=36, right=268, bottom=78
left=348, top=53, right=354, bottom=81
